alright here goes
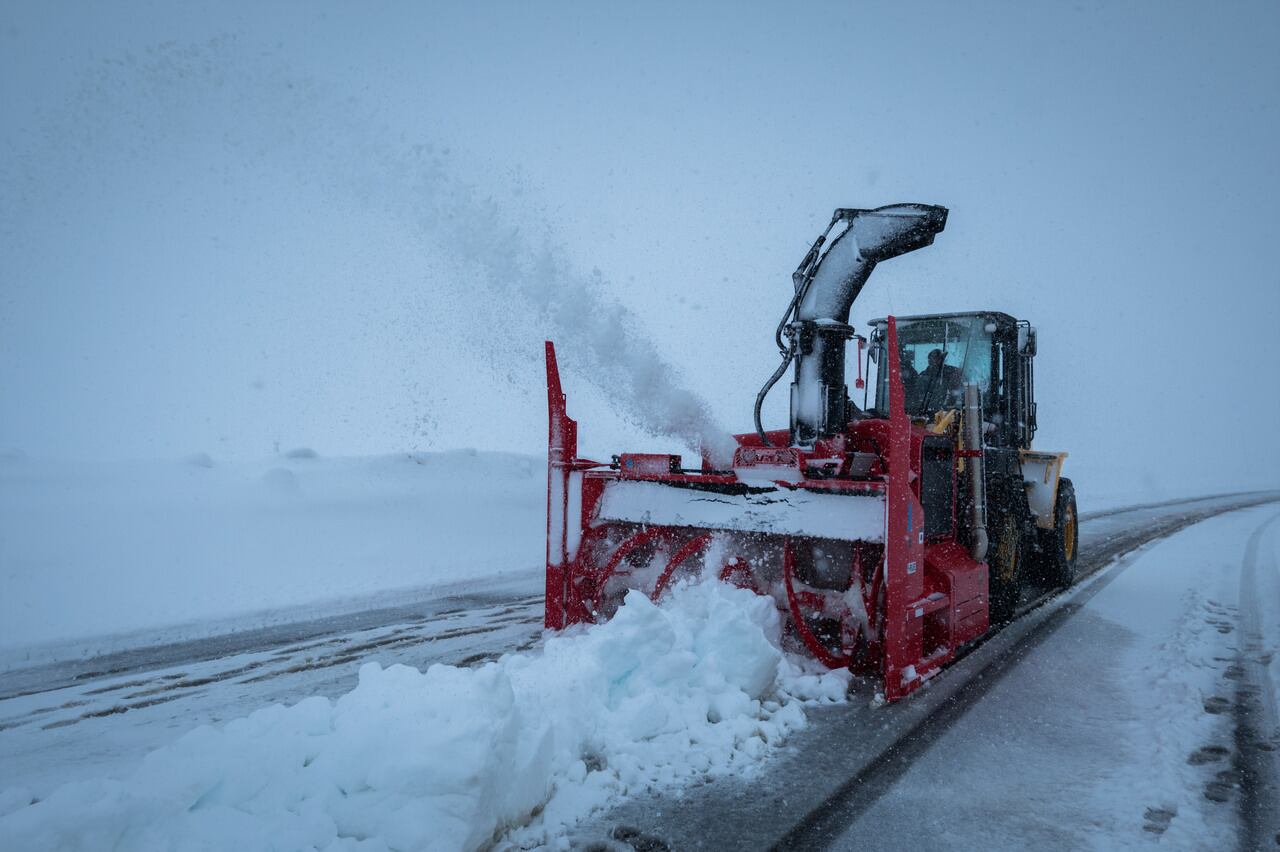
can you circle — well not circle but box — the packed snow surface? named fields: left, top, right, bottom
left=0, top=579, right=848, bottom=850
left=598, top=478, right=887, bottom=542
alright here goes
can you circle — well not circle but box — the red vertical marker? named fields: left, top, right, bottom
left=881, top=317, right=927, bottom=700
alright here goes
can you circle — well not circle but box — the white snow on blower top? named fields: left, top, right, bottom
left=597, top=479, right=886, bottom=542
left=0, top=579, right=849, bottom=851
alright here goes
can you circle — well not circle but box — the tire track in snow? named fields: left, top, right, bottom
left=770, top=498, right=1280, bottom=851
left=1233, top=511, right=1280, bottom=852
left=0, top=593, right=545, bottom=702
left=0, top=606, right=543, bottom=734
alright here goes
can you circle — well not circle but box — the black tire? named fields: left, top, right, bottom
left=1039, top=478, right=1079, bottom=588
left=987, top=508, right=1024, bottom=625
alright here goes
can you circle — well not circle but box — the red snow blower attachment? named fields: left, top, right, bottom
left=543, top=204, right=1077, bottom=702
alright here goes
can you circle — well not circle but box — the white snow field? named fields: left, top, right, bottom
left=0, top=451, right=544, bottom=670
left=0, top=445, right=1231, bottom=674
left=833, top=503, right=1280, bottom=851
left=0, top=579, right=848, bottom=851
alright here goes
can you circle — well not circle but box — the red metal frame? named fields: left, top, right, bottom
left=781, top=539, right=877, bottom=670
left=544, top=342, right=572, bottom=630
left=543, top=317, right=991, bottom=702
left=652, top=532, right=714, bottom=600
left=590, top=526, right=675, bottom=616
left=881, top=316, right=933, bottom=699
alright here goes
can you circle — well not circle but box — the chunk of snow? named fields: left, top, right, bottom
left=0, top=579, right=848, bottom=850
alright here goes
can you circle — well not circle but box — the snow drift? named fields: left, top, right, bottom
left=0, top=451, right=545, bottom=669
left=0, top=579, right=848, bottom=850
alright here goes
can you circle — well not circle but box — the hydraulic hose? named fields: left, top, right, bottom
left=757, top=215, right=841, bottom=443
left=754, top=346, right=795, bottom=447
left=754, top=205, right=947, bottom=448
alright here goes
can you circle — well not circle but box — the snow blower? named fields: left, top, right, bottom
left=544, top=205, right=1077, bottom=701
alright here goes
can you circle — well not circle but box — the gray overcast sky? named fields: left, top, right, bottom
left=2, top=1, right=1278, bottom=502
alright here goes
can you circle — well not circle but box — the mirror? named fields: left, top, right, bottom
left=1023, top=327, right=1037, bottom=356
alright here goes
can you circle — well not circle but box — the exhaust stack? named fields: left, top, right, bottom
left=788, top=204, right=947, bottom=446
left=964, top=383, right=989, bottom=563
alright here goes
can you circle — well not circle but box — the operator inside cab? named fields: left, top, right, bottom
left=912, top=348, right=962, bottom=412
left=871, top=314, right=994, bottom=419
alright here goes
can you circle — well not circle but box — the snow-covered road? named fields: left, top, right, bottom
left=818, top=504, right=1280, bottom=851
left=578, top=494, right=1280, bottom=850
left=2, top=492, right=1277, bottom=850
left=0, top=592, right=545, bottom=800
left=814, top=501, right=1274, bottom=844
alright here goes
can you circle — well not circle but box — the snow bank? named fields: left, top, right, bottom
left=0, top=579, right=848, bottom=850
left=0, top=451, right=544, bottom=667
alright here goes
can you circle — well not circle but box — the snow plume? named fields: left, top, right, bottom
left=380, top=153, right=739, bottom=465
left=1, top=36, right=734, bottom=462
left=448, top=224, right=741, bottom=467
left=0, top=580, right=848, bottom=850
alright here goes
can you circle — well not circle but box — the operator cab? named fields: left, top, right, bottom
left=866, top=311, right=1038, bottom=450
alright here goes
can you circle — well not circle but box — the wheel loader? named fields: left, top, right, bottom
left=543, top=204, right=1077, bottom=701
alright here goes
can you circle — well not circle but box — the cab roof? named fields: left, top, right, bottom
left=867, top=310, right=1019, bottom=328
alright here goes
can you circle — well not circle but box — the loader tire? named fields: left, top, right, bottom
left=1039, top=478, right=1078, bottom=589
left=988, top=509, right=1024, bottom=625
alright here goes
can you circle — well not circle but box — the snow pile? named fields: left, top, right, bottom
left=0, top=579, right=848, bottom=850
